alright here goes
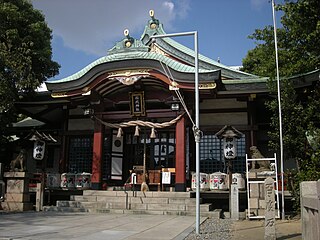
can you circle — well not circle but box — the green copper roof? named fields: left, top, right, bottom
left=48, top=12, right=259, bottom=85
left=222, top=77, right=268, bottom=84
left=140, top=15, right=256, bottom=79
left=108, top=36, right=149, bottom=55
left=47, top=51, right=213, bottom=84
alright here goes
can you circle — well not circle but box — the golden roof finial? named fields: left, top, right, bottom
left=149, top=10, right=154, bottom=18
left=124, top=29, right=129, bottom=37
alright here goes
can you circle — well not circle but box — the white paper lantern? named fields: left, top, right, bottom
left=33, top=140, right=45, bottom=160
left=223, top=137, right=236, bottom=159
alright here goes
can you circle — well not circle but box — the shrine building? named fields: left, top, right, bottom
left=10, top=10, right=319, bottom=192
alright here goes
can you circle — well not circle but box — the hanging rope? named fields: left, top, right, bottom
left=159, top=60, right=202, bottom=141
left=161, top=62, right=195, bottom=126
left=93, top=113, right=184, bottom=129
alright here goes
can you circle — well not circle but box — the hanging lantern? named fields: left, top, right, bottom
left=223, top=137, right=236, bottom=159
left=33, top=140, right=45, bottom=160
left=215, top=125, right=243, bottom=160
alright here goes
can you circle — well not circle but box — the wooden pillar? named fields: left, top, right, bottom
left=248, top=97, right=257, bottom=146
left=175, top=116, right=186, bottom=192
left=59, top=108, right=68, bottom=173
left=91, top=119, right=104, bottom=190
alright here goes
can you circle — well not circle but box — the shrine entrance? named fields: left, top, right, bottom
left=122, top=130, right=176, bottom=184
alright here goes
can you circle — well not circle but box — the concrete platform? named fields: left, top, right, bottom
left=0, top=211, right=302, bottom=240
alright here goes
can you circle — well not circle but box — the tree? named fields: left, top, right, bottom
left=0, top=0, right=59, bottom=142
left=242, top=0, right=320, bottom=77
left=242, top=0, right=320, bottom=162
left=242, top=0, right=320, bottom=211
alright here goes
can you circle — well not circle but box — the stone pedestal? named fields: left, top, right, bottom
left=1, top=172, right=33, bottom=211
left=264, top=177, right=276, bottom=240
left=230, top=183, right=239, bottom=220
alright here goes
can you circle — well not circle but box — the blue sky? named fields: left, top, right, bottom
left=32, top=0, right=283, bottom=80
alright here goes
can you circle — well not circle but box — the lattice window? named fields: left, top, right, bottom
left=233, top=137, right=246, bottom=173
left=68, top=137, right=93, bottom=173
left=200, top=134, right=246, bottom=174
left=153, top=132, right=175, bottom=168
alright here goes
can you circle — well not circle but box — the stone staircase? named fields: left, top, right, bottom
left=44, top=190, right=222, bottom=218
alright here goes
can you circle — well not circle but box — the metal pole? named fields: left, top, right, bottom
left=149, top=31, right=197, bottom=39
left=272, top=0, right=285, bottom=220
left=150, top=31, right=201, bottom=234
left=194, top=31, right=200, bottom=235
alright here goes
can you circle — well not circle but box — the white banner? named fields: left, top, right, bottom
left=162, top=172, right=171, bottom=184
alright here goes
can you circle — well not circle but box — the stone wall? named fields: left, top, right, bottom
left=300, top=180, right=320, bottom=240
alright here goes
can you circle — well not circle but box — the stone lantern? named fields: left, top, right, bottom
left=215, top=125, right=243, bottom=187
left=216, top=125, right=243, bottom=219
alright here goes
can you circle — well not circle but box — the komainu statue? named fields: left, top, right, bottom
left=249, top=146, right=270, bottom=171
left=10, top=149, right=26, bottom=172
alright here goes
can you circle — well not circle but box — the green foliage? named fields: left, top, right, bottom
left=0, top=0, right=59, bottom=142
left=242, top=0, right=320, bottom=78
left=267, top=78, right=320, bottom=212
left=288, top=148, right=320, bottom=211
left=242, top=0, right=320, bottom=212
left=279, top=0, right=320, bottom=75
left=266, top=79, right=307, bottom=167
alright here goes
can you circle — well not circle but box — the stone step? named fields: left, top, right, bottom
left=56, top=201, right=106, bottom=209
left=82, top=190, right=191, bottom=198
left=47, top=190, right=221, bottom=217
left=44, top=205, right=220, bottom=218
left=43, top=205, right=232, bottom=219
left=71, top=195, right=97, bottom=202
left=222, top=211, right=247, bottom=220
left=71, top=195, right=199, bottom=205
left=93, top=208, right=221, bottom=217
left=56, top=200, right=212, bottom=212
left=43, top=206, right=88, bottom=212
left=186, top=203, right=212, bottom=212
left=57, top=201, right=128, bottom=209
left=44, top=206, right=221, bottom=217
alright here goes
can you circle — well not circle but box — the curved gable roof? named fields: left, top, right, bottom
left=140, top=14, right=256, bottom=79
left=46, top=10, right=262, bottom=94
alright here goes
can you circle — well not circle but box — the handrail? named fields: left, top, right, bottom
left=123, top=176, right=130, bottom=210
left=123, top=174, right=137, bottom=209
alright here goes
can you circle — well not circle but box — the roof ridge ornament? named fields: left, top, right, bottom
left=108, top=28, right=149, bottom=55
left=149, top=9, right=159, bottom=29
left=123, top=29, right=134, bottom=48
left=107, top=69, right=150, bottom=85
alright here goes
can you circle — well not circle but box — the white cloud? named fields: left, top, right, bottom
left=250, top=0, right=267, bottom=10
left=32, top=0, right=190, bottom=56
left=174, top=0, right=190, bottom=19
left=163, top=1, right=175, bottom=12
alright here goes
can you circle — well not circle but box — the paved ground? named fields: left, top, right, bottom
left=0, top=212, right=204, bottom=240
left=232, top=219, right=302, bottom=240
left=0, top=211, right=302, bottom=240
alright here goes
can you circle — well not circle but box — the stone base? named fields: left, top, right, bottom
left=4, top=172, right=32, bottom=178
left=1, top=202, right=33, bottom=211
left=2, top=171, right=32, bottom=212
left=4, top=171, right=30, bottom=194
left=5, top=193, right=30, bottom=202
